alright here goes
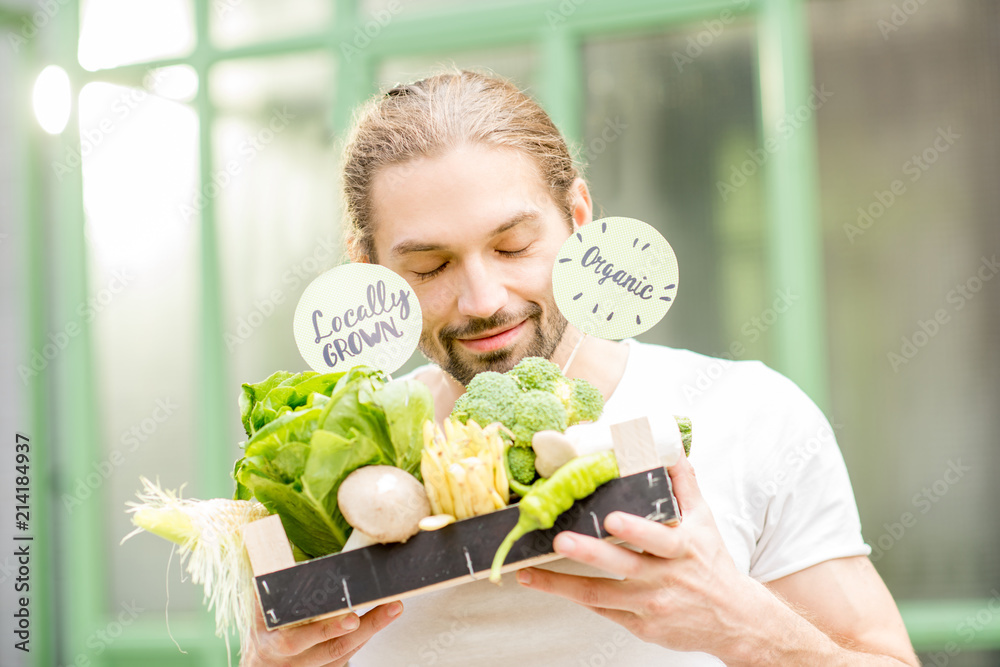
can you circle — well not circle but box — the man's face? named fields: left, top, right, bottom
left=369, top=142, right=579, bottom=385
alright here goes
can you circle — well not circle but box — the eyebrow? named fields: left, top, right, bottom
left=389, top=209, right=541, bottom=257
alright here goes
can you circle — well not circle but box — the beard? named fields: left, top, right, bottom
left=419, top=301, right=568, bottom=386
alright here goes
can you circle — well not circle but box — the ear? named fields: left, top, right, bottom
left=569, top=177, right=594, bottom=230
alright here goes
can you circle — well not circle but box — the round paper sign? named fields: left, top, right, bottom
left=552, top=217, right=679, bottom=340
left=293, top=263, right=421, bottom=375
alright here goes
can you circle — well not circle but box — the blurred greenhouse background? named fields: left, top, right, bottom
left=1, top=0, right=998, bottom=665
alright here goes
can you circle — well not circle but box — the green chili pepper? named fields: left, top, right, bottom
left=674, top=415, right=693, bottom=456
left=489, top=449, right=619, bottom=583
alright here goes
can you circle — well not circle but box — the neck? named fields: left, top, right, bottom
left=547, top=325, right=629, bottom=402
left=548, top=325, right=587, bottom=372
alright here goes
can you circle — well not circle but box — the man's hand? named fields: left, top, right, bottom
left=240, top=600, right=402, bottom=666
left=514, top=453, right=769, bottom=661
left=515, top=455, right=919, bottom=666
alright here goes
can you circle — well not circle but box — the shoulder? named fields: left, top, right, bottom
left=622, top=339, right=810, bottom=412
left=621, top=340, right=835, bottom=466
left=393, top=361, right=439, bottom=385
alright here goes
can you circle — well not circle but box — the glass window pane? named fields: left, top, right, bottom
left=78, top=82, right=201, bottom=612
left=582, top=25, right=769, bottom=365
left=210, top=53, right=340, bottom=446
left=363, top=0, right=545, bottom=15
left=78, top=0, right=195, bottom=71
left=378, top=46, right=538, bottom=95
left=211, top=0, right=333, bottom=50
left=812, top=0, right=1000, bottom=601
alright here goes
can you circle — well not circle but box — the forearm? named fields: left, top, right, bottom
left=718, top=579, right=917, bottom=667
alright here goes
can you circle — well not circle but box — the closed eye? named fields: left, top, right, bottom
left=413, top=262, right=448, bottom=280
left=498, top=245, right=531, bottom=258
left=413, top=245, right=530, bottom=280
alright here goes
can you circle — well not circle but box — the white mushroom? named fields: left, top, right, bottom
left=337, top=465, right=431, bottom=551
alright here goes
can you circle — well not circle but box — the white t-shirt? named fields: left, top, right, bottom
left=352, top=340, right=870, bottom=666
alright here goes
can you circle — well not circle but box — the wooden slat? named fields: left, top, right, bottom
left=610, top=417, right=661, bottom=476
left=255, top=467, right=677, bottom=629
left=243, top=515, right=295, bottom=577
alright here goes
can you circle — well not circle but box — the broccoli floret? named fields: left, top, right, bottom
left=451, top=360, right=599, bottom=452
left=508, top=357, right=567, bottom=394
left=506, top=445, right=538, bottom=487
left=566, top=379, right=603, bottom=425
left=450, top=372, right=520, bottom=427
left=509, top=390, right=568, bottom=447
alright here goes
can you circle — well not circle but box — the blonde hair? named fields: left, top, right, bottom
left=341, top=67, right=580, bottom=262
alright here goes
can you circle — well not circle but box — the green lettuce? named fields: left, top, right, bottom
left=232, top=366, right=433, bottom=558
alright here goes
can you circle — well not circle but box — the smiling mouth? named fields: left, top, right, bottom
left=455, top=320, right=527, bottom=353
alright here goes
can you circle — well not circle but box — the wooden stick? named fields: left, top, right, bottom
left=242, top=515, right=294, bottom=577
left=610, top=417, right=660, bottom=476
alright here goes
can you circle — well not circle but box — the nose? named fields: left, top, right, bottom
left=455, top=255, right=509, bottom=319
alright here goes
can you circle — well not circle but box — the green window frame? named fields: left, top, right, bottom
left=9, top=0, right=999, bottom=663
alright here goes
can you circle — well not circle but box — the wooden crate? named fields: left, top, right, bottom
left=243, top=417, right=678, bottom=630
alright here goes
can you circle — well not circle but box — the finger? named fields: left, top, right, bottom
left=299, top=601, right=403, bottom=666
left=325, top=637, right=371, bottom=667
left=589, top=605, right=636, bottom=630
left=260, top=611, right=363, bottom=659
left=549, top=530, right=648, bottom=580
left=666, top=452, right=703, bottom=516
left=603, top=511, right=690, bottom=561
left=515, top=566, right=633, bottom=612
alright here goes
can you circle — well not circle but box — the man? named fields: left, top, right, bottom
left=241, top=69, right=918, bottom=666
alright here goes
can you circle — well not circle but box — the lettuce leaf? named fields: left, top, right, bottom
left=239, top=370, right=295, bottom=436
left=239, top=370, right=345, bottom=437
left=372, top=379, right=434, bottom=476
left=232, top=365, right=434, bottom=557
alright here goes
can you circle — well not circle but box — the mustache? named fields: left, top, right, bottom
left=439, top=304, right=542, bottom=340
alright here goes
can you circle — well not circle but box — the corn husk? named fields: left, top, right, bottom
left=122, top=477, right=272, bottom=663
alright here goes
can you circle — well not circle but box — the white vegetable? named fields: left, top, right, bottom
left=122, top=477, right=272, bottom=665
left=337, top=466, right=430, bottom=549
left=418, top=514, right=457, bottom=531
left=534, top=414, right=685, bottom=476
left=531, top=430, right=579, bottom=478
